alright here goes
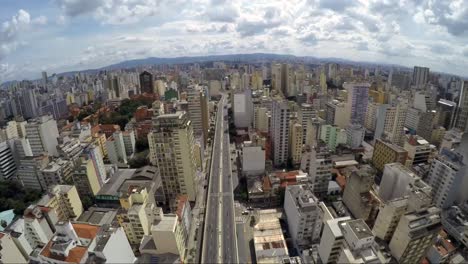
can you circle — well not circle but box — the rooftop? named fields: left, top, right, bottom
left=346, top=219, right=374, bottom=240
left=97, top=169, right=136, bottom=196
left=152, top=215, right=177, bottom=233
left=77, top=207, right=117, bottom=226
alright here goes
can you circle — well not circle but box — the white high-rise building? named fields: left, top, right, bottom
left=106, top=131, right=128, bottom=166
left=318, top=216, right=352, bottom=264
left=379, top=163, right=424, bottom=202
left=346, top=124, right=365, bottom=148
left=233, top=89, right=253, bottom=128
left=122, top=130, right=136, bottom=156
left=0, top=141, right=17, bottom=180
left=25, top=115, right=59, bottom=157
left=298, top=103, right=316, bottom=144
left=374, top=102, right=408, bottom=146
left=242, top=141, right=265, bottom=177
left=148, top=112, right=198, bottom=208
left=338, top=219, right=389, bottom=263
left=300, top=146, right=332, bottom=197
left=270, top=98, right=290, bottom=167
left=284, top=185, right=323, bottom=247
left=427, top=148, right=467, bottom=209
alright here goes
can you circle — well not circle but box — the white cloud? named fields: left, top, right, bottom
left=3, top=0, right=468, bottom=81
left=33, top=16, right=48, bottom=25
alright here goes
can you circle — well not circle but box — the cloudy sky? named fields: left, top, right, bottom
left=1, top=0, right=468, bottom=82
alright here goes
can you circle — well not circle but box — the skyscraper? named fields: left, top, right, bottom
left=0, top=141, right=17, bottom=180
left=344, top=83, right=370, bottom=126
left=139, top=71, right=154, bottom=94
left=289, top=121, right=303, bottom=166
left=186, top=85, right=210, bottom=145
left=456, top=80, right=468, bottom=132
left=21, top=88, right=39, bottom=119
left=374, top=102, right=408, bottom=146
left=25, top=115, right=59, bottom=157
left=389, top=206, right=441, bottom=263
left=427, top=148, right=467, bottom=209
left=298, top=103, right=316, bottom=144
left=148, top=112, right=198, bottom=209
left=270, top=98, right=290, bottom=167
left=412, top=66, right=429, bottom=89
left=284, top=185, right=323, bottom=247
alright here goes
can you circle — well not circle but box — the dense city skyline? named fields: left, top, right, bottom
left=2, top=0, right=468, bottom=82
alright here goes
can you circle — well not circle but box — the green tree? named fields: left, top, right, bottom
left=128, top=150, right=150, bottom=168
left=135, top=138, right=149, bottom=152
left=82, top=197, right=94, bottom=210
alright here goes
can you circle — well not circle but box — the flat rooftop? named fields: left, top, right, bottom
left=97, top=169, right=136, bottom=196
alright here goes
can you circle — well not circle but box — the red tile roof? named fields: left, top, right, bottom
left=40, top=241, right=88, bottom=263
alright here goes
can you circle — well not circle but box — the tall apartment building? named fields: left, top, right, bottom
left=389, top=206, right=441, bottom=263
left=373, top=180, right=432, bottom=242
left=148, top=112, right=198, bottom=208
left=305, top=117, right=324, bottom=147
left=0, top=141, right=17, bottom=180
left=417, top=110, right=437, bottom=143
left=436, top=99, right=457, bottom=129
left=372, top=198, right=408, bottom=242
left=106, top=131, right=128, bottom=166
left=284, top=185, right=323, bottom=247
left=374, top=102, right=407, bottom=146
left=148, top=196, right=192, bottom=262
left=456, top=81, right=468, bottom=132
left=318, top=216, right=352, bottom=264
left=346, top=124, right=365, bottom=149
left=72, top=154, right=104, bottom=198
left=5, top=120, right=19, bottom=139
left=372, top=139, right=408, bottom=173
left=300, top=146, right=332, bottom=198
left=342, top=165, right=375, bottom=220
left=122, top=130, right=136, bottom=156
left=337, top=219, right=388, bottom=263
left=22, top=205, right=58, bottom=249
left=233, top=89, right=253, bottom=129
left=405, top=107, right=422, bottom=132
left=17, top=155, right=49, bottom=191
left=37, top=185, right=83, bottom=221
left=403, top=135, right=432, bottom=166
left=427, top=148, right=467, bottom=209
left=25, top=115, right=59, bottom=156
left=270, top=98, right=290, bottom=167
left=298, top=103, right=316, bottom=144
left=139, top=71, right=154, bottom=94
left=325, top=101, right=349, bottom=128
left=186, top=85, right=209, bottom=142
left=118, top=186, right=157, bottom=245
left=379, top=163, right=421, bottom=202
left=0, top=231, right=28, bottom=263
left=365, top=102, right=379, bottom=131
left=344, top=82, right=370, bottom=126
left=253, top=106, right=269, bottom=133
left=289, top=121, right=303, bottom=166
left=412, top=66, right=429, bottom=89
left=320, top=124, right=347, bottom=151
